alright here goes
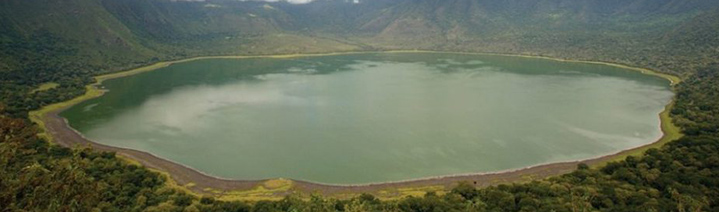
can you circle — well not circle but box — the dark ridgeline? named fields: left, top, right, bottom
left=1, top=0, right=719, bottom=211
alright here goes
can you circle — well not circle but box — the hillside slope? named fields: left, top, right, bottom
left=3, top=0, right=718, bottom=78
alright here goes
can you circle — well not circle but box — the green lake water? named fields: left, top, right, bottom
left=61, top=53, right=674, bottom=184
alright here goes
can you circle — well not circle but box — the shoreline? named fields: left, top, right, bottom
left=29, top=50, right=683, bottom=200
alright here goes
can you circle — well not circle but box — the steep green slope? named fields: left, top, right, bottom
left=97, top=0, right=368, bottom=55
left=83, top=0, right=719, bottom=75
left=351, top=0, right=718, bottom=75
left=0, top=0, right=163, bottom=116
left=0, top=0, right=159, bottom=73
left=98, top=0, right=282, bottom=43
left=2, top=0, right=718, bottom=78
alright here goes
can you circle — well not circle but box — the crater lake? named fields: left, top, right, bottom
left=61, top=53, right=674, bottom=184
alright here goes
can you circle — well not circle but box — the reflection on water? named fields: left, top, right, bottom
left=61, top=53, right=673, bottom=184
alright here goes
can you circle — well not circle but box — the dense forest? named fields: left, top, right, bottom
left=2, top=0, right=719, bottom=211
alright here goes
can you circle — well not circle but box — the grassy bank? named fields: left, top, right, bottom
left=590, top=102, right=684, bottom=168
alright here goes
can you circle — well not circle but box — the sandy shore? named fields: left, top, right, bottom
left=30, top=51, right=682, bottom=200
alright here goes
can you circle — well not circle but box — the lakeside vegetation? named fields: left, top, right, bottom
left=2, top=0, right=719, bottom=211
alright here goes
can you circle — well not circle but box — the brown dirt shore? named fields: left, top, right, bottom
left=42, top=106, right=668, bottom=200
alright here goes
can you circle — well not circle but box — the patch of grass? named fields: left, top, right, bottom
left=214, top=179, right=294, bottom=202
left=381, top=185, right=446, bottom=200
left=158, top=171, right=200, bottom=196
left=29, top=82, right=59, bottom=94
left=184, top=182, right=197, bottom=188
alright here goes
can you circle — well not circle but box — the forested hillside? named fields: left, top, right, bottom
left=2, top=0, right=719, bottom=211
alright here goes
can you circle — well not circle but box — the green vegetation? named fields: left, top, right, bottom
left=2, top=0, right=719, bottom=211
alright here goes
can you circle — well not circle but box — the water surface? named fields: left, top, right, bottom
left=62, top=53, right=673, bottom=184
